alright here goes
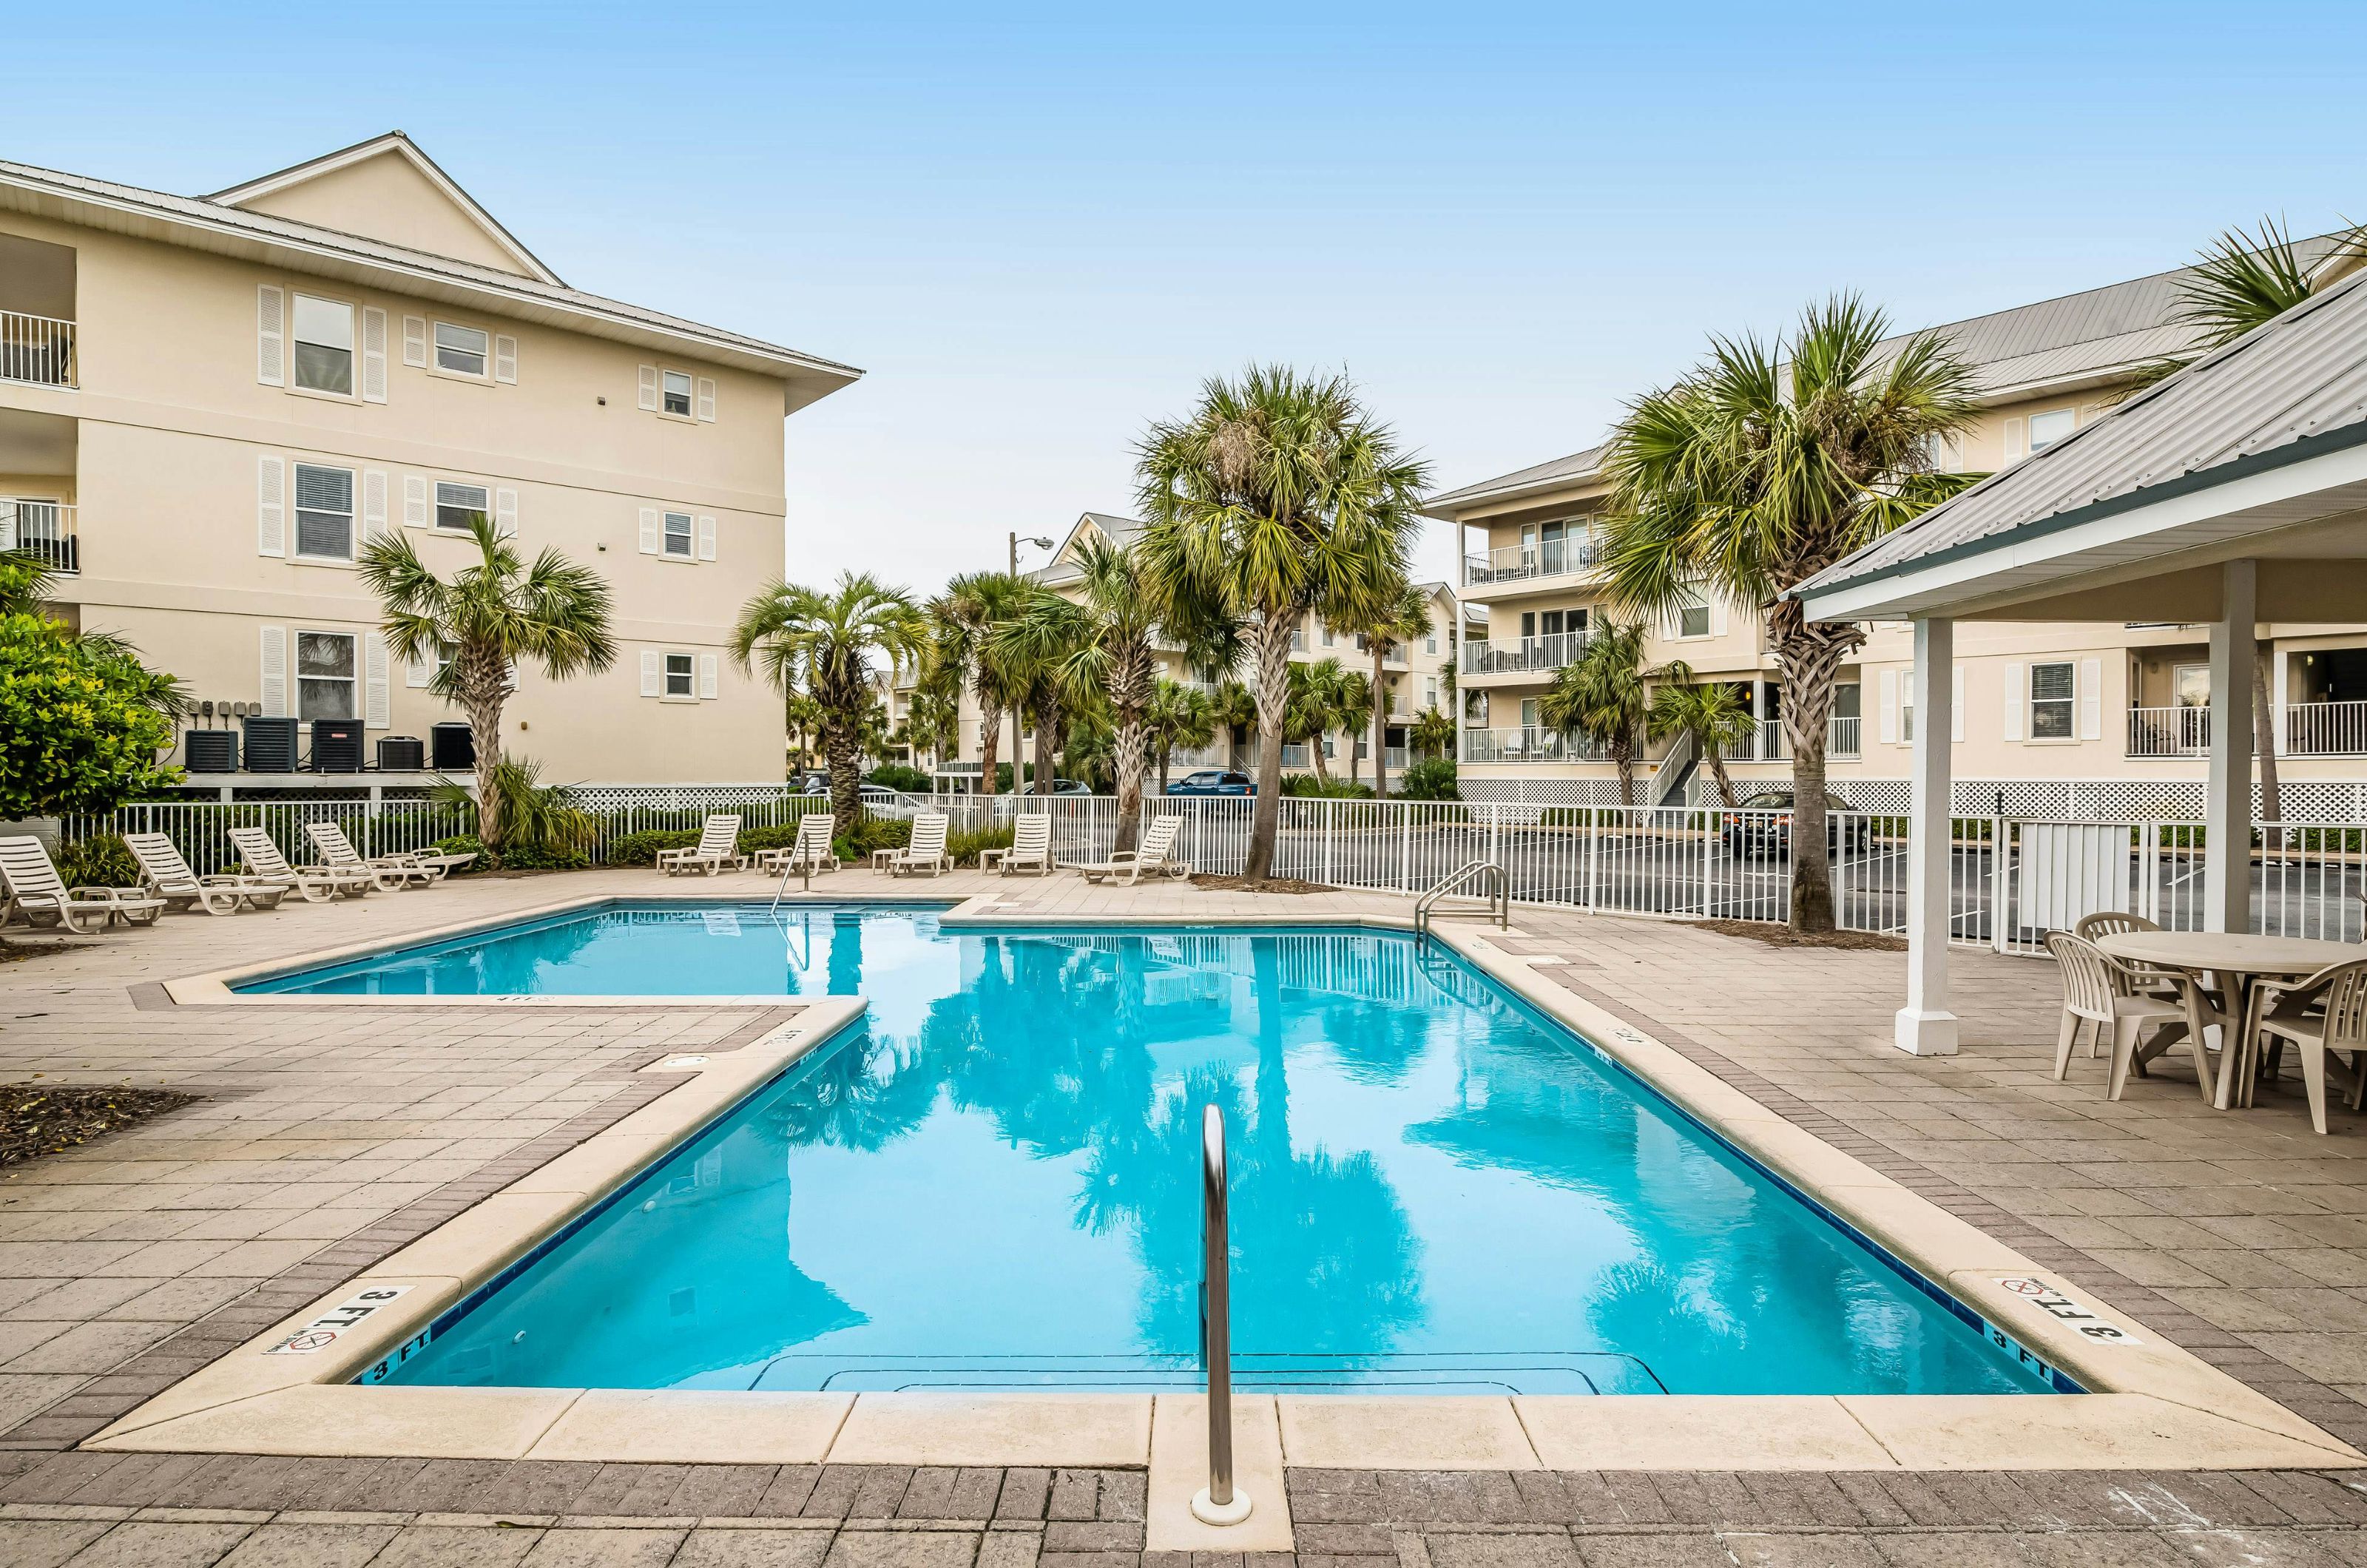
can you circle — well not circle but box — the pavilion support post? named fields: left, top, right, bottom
left=1895, top=616, right=1959, bottom=1057
left=2205, top=561, right=2258, bottom=934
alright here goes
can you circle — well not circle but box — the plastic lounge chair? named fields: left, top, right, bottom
left=659, top=814, right=747, bottom=876
left=886, top=813, right=953, bottom=877
left=1073, top=815, right=1191, bottom=886
left=0, top=837, right=166, bottom=933
left=979, top=814, right=1052, bottom=876
left=226, top=825, right=375, bottom=901
left=754, top=814, right=839, bottom=875
left=123, top=832, right=287, bottom=915
left=305, top=822, right=437, bottom=891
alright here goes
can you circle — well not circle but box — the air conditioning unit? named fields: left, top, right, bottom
left=430, top=722, right=476, bottom=771
left=241, top=716, right=300, bottom=774
left=376, top=735, right=425, bottom=771
left=184, top=731, right=237, bottom=774
left=310, top=720, right=363, bottom=773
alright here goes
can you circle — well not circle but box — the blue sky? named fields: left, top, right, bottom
left=15, top=2, right=2367, bottom=589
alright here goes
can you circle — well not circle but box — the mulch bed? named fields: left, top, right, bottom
left=0, top=1084, right=200, bottom=1168
left=1692, top=918, right=1908, bottom=952
left=1190, top=873, right=1331, bottom=896
left=0, top=938, right=98, bottom=964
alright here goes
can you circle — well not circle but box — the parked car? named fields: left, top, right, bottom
left=793, top=777, right=919, bottom=817
left=1050, top=778, right=1095, bottom=797
left=1721, top=789, right=1869, bottom=858
left=1165, top=770, right=1255, bottom=797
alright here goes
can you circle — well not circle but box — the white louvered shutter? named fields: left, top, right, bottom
left=260, top=626, right=288, bottom=717
left=2079, top=657, right=2102, bottom=741
left=696, top=515, right=717, bottom=561
left=698, top=654, right=719, bottom=699
left=638, top=507, right=661, bottom=554
left=695, top=376, right=717, bottom=422
left=1878, top=669, right=1898, bottom=745
left=1709, top=594, right=1727, bottom=637
left=257, top=285, right=285, bottom=385
left=2003, top=662, right=2027, bottom=742
left=407, top=652, right=431, bottom=688
left=1951, top=666, right=1965, bottom=743
left=2004, top=418, right=2027, bottom=464
left=640, top=650, right=662, bottom=697
left=362, top=470, right=389, bottom=542
left=402, top=315, right=428, bottom=368
left=361, top=308, right=388, bottom=402
left=256, top=455, right=286, bottom=556
left=493, top=334, right=518, bottom=384
left=495, top=487, right=518, bottom=536
left=403, top=474, right=429, bottom=527
left=638, top=365, right=661, bottom=410
left=365, top=634, right=391, bottom=729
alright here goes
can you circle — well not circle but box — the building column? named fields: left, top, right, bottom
left=1896, top=616, right=1959, bottom=1056
left=2205, top=560, right=2258, bottom=933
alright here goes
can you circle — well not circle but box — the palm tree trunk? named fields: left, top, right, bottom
left=1309, top=733, right=1331, bottom=784
left=825, top=724, right=861, bottom=842
left=2254, top=649, right=2282, bottom=821
left=1114, top=718, right=1147, bottom=853
left=1372, top=649, right=1390, bottom=799
left=1158, top=741, right=1172, bottom=795
left=1613, top=738, right=1635, bottom=808
left=1247, top=618, right=1291, bottom=879
left=1704, top=740, right=1738, bottom=809
left=1777, top=622, right=1853, bottom=934
left=462, top=658, right=506, bottom=855
left=977, top=695, right=1002, bottom=801
left=1031, top=705, right=1053, bottom=797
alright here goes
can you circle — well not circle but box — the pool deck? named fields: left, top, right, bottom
left=4, top=867, right=2367, bottom=1562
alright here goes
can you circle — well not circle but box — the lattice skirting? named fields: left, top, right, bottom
left=1465, top=774, right=2367, bottom=821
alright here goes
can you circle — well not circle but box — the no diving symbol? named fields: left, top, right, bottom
left=270, top=1329, right=338, bottom=1355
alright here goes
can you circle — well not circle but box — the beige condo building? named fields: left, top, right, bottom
left=0, top=133, right=857, bottom=787
left=1428, top=242, right=2367, bottom=819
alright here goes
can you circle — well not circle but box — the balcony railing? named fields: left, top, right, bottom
left=2129, top=706, right=2209, bottom=757
left=1, top=312, right=76, bottom=389
left=1461, top=630, right=1590, bottom=676
left=0, top=501, right=77, bottom=574
left=1718, top=715, right=1860, bottom=763
left=2284, top=700, right=2367, bottom=757
left=1461, top=726, right=1604, bottom=764
left=1463, top=536, right=1598, bottom=586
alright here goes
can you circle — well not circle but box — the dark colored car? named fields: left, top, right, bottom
left=1721, top=789, right=1869, bottom=858
left=1050, top=778, right=1095, bottom=797
left=1165, top=769, right=1255, bottom=797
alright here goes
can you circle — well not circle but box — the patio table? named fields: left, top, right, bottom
left=2098, top=930, right=2362, bottom=1109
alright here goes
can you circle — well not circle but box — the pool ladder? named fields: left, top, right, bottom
left=1414, top=859, right=1508, bottom=941
left=1192, top=1104, right=1252, bottom=1527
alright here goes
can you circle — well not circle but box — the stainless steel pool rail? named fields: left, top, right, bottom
left=1414, top=859, right=1508, bottom=939
left=1190, top=1104, right=1252, bottom=1527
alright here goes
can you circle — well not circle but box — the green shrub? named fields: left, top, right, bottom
left=836, top=816, right=910, bottom=862
left=949, top=825, right=1013, bottom=868
left=1280, top=774, right=1373, bottom=798
left=866, top=763, right=933, bottom=794
left=604, top=828, right=700, bottom=866
left=0, top=586, right=183, bottom=818
left=430, top=834, right=487, bottom=872
left=427, top=832, right=583, bottom=871
left=1400, top=757, right=1459, bottom=801
left=56, top=834, right=141, bottom=890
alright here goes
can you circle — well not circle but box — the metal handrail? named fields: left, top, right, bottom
left=1190, top=1104, right=1252, bottom=1526
left=1414, top=858, right=1508, bottom=939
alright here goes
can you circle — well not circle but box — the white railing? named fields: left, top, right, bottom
left=2128, top=706, right=2209, bottom=757
left=2285, top=700, right=2367, bottom=757
left=0, top=501, right=76, bottom=574
left=1462, top=536, right=1598, bottom=586
left=1462, top=726, right=1608, bottom=764
left=1718, top=716, right=1860, bottom=763
left=0, top=311, right=75, bottom=389
left=1460, top=631, right=1590, bottom=676
left=1829, top=716, right=1861, bottom=758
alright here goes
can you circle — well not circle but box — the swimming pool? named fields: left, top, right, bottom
left=255, top=904, right=2055, bottom=1396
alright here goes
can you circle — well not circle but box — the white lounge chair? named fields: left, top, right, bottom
left=979, top=813, right=1052, bottom=876
left=659, top=814, right=746, bottom=876
left=1074, top=815, right=1192, bottom=885
left=0, top=837, right=166, bottom=933
left=305, top=822, right=437, bottom=891
left=123, top=832, right=288, bottom=915
left=227, top=825, right=375, bottom=901
left=886, top=812, right=953, bottom=877
left=754, top=813, right=839, bottom=875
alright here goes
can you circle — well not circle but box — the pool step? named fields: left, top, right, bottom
left=749, top=1351, right=1665, bottom=1396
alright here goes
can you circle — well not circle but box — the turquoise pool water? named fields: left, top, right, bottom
left=257, top=905, right=2056, bottom=1396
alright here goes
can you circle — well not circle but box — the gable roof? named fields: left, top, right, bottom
left=1424, top=444, right=1607, bottom=516
left=1035, top=512, right=1144, bottom=584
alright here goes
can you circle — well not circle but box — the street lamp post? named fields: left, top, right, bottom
left=1007, top=533, right=1054, bottom=794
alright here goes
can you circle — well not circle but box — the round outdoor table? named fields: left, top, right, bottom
left=2098, top=931, right=2362, bottom=1109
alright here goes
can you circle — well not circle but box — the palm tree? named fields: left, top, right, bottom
left=1284, top=657, right=1360, bottom=783
left=1209, top=678, right=1256, bottom=771
left=928, top=571, right=1033, bottom=797
left=1539, top=621, right=1654, bottom=805
left=783, top=691, right=823, bottom=774
left=1144, top=678, right=1218, bottom=793
left=1645, top=669, right=1755, bottom=808
left=732, top=572, right=926, bottom=840
left=1408, top=705, right=1456, bottom=760
left=896, top=686, right=959, bottom=774
left=1337, top=668, right=1375, bottom=785
left=1336, top=581, right=1433, bottom=797
left=1599, top=296, right=1981, bottom=930
left=360, top=514, right=616, bottom=856
left=1135, top=366, right=1429, bottom=876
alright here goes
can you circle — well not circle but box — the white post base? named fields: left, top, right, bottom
left=1190, top=1487, right=1255, bottom=1526
left=1894, top=1007, right=1960, bottom=1056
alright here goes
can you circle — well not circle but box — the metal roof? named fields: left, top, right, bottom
left=1795, top=261, right=2367, bottom=599
left=1423, top=444, right=1607, bottom=513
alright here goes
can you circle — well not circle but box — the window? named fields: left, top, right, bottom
left=663, top=510, right=695, bottom=558
left=1425, top=632, right=1439, bottom=655
left=1679, top=604, right=1712, bottom=638
left=1902, top=691, right=1914, bottom=743
left=663, top=370, right=694, bottom=416
left=665, top=652, right=695, bottom=698
left=1464, top=690, right=1488, bottom=727
left=435, top=481, right=489, bottom=532
left=1320, top=622, right=1335, bottom=648
left=1425, top=676, right=1439, bottom=709
left=291, top=295, right=354, bottom=394
left=296, top=631, right=357, bottom=720
left=1922, top=431, right=1966, bottom=473
left=434, top=322, right=489, bottom=377
left=2030, top=660, right=2076, bottom=738
left=293, top=464, right=354, bottom=559
left=2028, top=408, right=2076, bottom=453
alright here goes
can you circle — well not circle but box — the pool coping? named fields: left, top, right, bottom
left=107, top=891, right=2366, bottom=1497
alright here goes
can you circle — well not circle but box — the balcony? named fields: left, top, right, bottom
left=1461, top=630, right=1590, bottom=676
left=2284, top=700, right=2367, bottom=757
left=1, top=312, right=76, bottom=390
left=1463, top=536, right=1599, bottom=587
left=2128, top=706, right=2209, bottom=757
left=1461, top=726, right=1604, bottom=764
left=1718, top=716, right=1860, bottom=763
left=0, top=500, right=77, bottom=574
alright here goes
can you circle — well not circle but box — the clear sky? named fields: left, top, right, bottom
left=14, top=2, right=2366, bottom=592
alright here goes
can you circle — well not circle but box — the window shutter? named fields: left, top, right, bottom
left=2079, top=657, right=2102, bottom=741
left=2003, top=662, right=2027, bottom=742
left=695, top=376, right=717, bottom=422
left=365, top=633, right=391, bottom=729
left=638, top=365, right=661, bottom=411
left=696, top=515, right=717, bottom=561
left=698, top=654, right=719, bottom=700
left=361, top=308, right=388, bottom=402
left=1709, top=594, right=1727, bottom=638
left=2004, top=417, right=2027, bottom=463
left=407, top=652, right=431, bottom=689
left=362, top=469, right=389, bottom=542
left=1951, top=665, right=1965, bottom=743
left=402, top=474, right=429, bottom=527
left=260, top=625, right=288, bottom=717
left=1878, top=669, right=1898, bottom=745
left=256, top=455, right=286, bottom=556
left=493, top=334, right=518, bottom=384
left=638, top=507, right=661, bottom=554
left=402, top=315, right=428, bottom=368
left=257, top=285, right=285, bottom=386
left=495, top=487, right=518, bottom=536
left=640, top=650, right=662, bottom=697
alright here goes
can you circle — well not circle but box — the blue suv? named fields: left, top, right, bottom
left=1165, top=769, right=1255, bottom=797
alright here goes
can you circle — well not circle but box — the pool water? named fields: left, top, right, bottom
left=273, top=905, right=2053, bottom=1396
